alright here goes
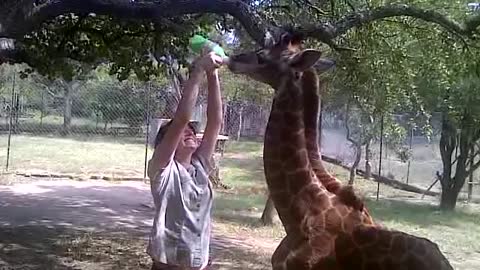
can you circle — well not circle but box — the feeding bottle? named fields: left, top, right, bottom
left=189, top=34, right=229, bottom=64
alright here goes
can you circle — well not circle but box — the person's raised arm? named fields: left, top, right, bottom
left=195, top=66, right=223, bottom=163
left=148, top=53, right=223, bottom=179
left=147, top=66, right=204, bottom=179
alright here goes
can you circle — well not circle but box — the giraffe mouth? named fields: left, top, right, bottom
left=227, top=52, right=261, bottom=74
left=227, top=60, right=251, bottom=74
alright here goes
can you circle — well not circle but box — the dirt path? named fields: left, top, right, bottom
left=0, top=178, right=274, bottom=270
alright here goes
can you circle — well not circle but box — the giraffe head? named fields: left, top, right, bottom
left=227, top=29, right=335, bottom=88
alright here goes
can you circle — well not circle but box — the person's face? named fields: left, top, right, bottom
left=176, top=125, right=198, bottom=155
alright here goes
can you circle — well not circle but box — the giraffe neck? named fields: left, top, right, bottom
left=302, top=71, right=371, bottom=215
left=263, top=77, right=324, bottom=233
left=301, top=70, right=342, bottom=194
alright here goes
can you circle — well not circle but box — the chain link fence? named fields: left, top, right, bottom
left=0, top=69, right=478, bottom=201
left=321, top=110, right=480, bottom=201
left=0, top=71, right=270, bottom=184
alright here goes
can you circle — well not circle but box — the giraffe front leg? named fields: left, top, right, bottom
left=272, top=234, right=316, bottom=270
left=272, top=235, right=290, bottom=270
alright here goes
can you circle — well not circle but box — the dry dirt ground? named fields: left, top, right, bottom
left=0, top=177, right=275, bottom=270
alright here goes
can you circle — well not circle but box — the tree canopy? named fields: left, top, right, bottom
left=1, top=0, right=480, bottom=81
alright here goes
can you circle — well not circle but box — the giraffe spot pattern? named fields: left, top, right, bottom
left=324, top=208, right=344, bottom=234
left=271, top=190, right=291, bottom=211
left=289, top=183, right=322, bottom=222
left=286, top=169, right=312, bottom=195
left=283, top=149, right=309, bottom=172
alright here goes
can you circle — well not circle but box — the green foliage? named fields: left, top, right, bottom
left=219, top=68, right=273, bottom=105
left=19, top=12, right=218, bottom=82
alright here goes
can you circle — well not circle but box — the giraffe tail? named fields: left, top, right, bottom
left=336, top=185, right=364, bottom=212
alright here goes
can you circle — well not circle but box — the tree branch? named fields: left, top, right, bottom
left=2, top=1, right=480, bottom=64
left=0, top=0, right=268, bottom=43
left=466, top=147, right=480, bottom=175
left=299, top=4, right=480, bottom=45
left=345, top=0, right=357, bottom=12
left=293, top=0, right=328, bottom=16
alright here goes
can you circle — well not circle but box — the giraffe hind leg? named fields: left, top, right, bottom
left=273, top=233, right=337, bottom=270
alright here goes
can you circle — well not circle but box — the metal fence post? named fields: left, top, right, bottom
left=5, top=73, right=15, bottom=171
left=143, top=82, right=151, bottom=180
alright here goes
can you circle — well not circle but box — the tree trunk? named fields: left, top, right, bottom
left=365, top=139, right=372, bottom=179
left=221, top=102, right=227, bottom=134
left=406, top=127, right=414, bottom=184
left=236, top=105, right=243, bottom=141
left=438, top=112, right=472, bottom=211
left=95, top=113, right=99, bottom=129
left=344, top=102, right=362, bottom=185
left=62, top=87, right=72, bottom=136
left=349, top=143, right=362, bottom=185
left=440, top=181, right=460, bottom=211
left=260, top=195, right=276, bottom=226
left=468, top=146, right=474, bottom=202
left=40, top=91, right=45, bottom=127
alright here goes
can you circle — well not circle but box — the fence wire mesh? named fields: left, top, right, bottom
left=0, top=70, right=478, bottom=201
left=0, top=71, right=269, bottom=182
left=321, top=110, right=480, bottom=201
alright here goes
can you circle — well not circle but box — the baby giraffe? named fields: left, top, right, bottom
left=227, top=30, right=453, bottom=270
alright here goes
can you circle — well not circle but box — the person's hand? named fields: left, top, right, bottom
left=195, top=52, right=223, bottom=72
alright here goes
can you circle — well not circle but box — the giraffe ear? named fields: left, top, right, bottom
left=289, top=49, right=323, bottom=71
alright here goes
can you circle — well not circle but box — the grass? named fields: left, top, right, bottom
left=0, top=134, right=146, bottom=177
left=0, top=137, right=479, bottom=269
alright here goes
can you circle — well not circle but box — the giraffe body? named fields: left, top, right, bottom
left=227, top=30, right=453, bottom=270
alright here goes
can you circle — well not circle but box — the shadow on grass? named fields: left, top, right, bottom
left=0, top=225, right=151, bottom=270
left=210, top=235, right=271, bottom=270
left=0, top=182, right=154, bottom=269
left=366, top=198, right=480, bottom=228
left=0, top=181, right=272, bottom=270
left=0, top=224, right=272, bottom=270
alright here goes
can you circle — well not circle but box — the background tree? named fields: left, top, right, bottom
left=1, top=0, right=480, bottom=213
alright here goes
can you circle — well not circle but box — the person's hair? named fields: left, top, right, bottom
left=154, top=120, right=198, bottom=148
